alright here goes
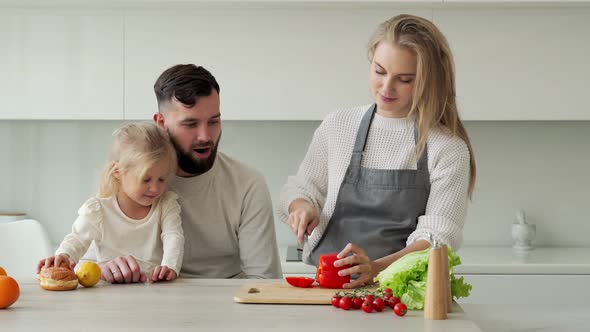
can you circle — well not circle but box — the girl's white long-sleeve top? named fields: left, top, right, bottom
left=56, top=191, right=184, bottom=275
left=278, top=105, right=471, bottom=263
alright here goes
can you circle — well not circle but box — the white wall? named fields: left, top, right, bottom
left=1, top=120, right=589, bottom=248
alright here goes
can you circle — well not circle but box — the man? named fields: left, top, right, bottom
left=152, top=64, right=281, bottom=279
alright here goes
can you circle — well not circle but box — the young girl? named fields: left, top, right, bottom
left=279, top=14, right=476, bottom=288
left=37, top=122, right=184, bottom=283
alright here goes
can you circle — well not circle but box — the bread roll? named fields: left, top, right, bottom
left=38, top=266, right=78, bottom=291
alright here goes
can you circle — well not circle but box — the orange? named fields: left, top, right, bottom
left=0, top=275, right=20, bottom=309
left=0, top=266, right=6, bottom=276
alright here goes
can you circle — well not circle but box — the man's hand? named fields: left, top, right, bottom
left=288, top=199, right=320, bottom=244
left=101, top=255, right=146, bottom=283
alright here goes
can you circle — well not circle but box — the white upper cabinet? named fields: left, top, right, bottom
left=123, top=8, right=432, bottom=120
left=2, top=0, right=590, bottom=5
left=2, top=4, right=590, bottom=120
left=0, top=10, right=124, bottom=120
left=0, top=0, right=442, bottom=5
left=434, top=8, right=590, bottom=120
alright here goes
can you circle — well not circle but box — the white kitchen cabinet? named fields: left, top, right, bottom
left=2, top=0, right=590, bottom=6
left=444, top=0, right=590, bottom=3
left=123, top=8, right=432, bottom=120
left=456, top=274, right=589, bottom=305
left=454, top=247, right=590, bottom=305
left=0, top=0, right=443, bottom=6
left=434, top=8, right=590, bottom=120
left=125, top=6, right=590, bottom=121
left=2, top=5, right=589, bottom=120
left=0, top=10, right=124, bottom=120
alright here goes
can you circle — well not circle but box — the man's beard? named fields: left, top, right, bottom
left=168, top=131, right=221, bottom=176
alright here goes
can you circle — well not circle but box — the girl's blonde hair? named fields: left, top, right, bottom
left=367, top=14, right=476, bottom=196
left=97, top=122, right=177, bottom=198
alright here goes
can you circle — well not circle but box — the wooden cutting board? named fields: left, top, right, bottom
left=234, top=281, right=343, bottom=304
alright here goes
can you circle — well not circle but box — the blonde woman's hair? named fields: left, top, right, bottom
left=367, top=14, right=476, bottom=196
left=97, top=122, right=177, bottom=198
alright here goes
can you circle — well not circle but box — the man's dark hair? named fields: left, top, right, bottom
left=153, top=64, right=220, bottom=110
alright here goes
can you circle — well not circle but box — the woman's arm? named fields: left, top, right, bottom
left=407, top=137, right=471, bottom=251
left=335, top=240, right=431, bottom=289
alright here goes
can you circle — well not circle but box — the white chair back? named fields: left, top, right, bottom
left=0, top=219, right=53, bottom=280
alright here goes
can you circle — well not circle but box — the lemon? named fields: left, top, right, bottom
left=76, top=262, right=101, bottom=287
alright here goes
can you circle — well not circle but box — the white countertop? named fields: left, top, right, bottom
left=453, top=246, right=590, bottom=275
left=2, top=278, right=482, bottom=331
left=461, top=304, right=590, bottom=332
left=280, top=246, right=590, bottom=275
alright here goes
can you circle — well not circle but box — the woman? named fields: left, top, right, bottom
left=278, top=14, right=476, bottom=288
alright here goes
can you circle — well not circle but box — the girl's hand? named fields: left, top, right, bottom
left=149, top=265, right=177, bottom=282
left=288, top=199, right=320, bottom=244
left=36, top=254, right=75, bottom=273
left=334, top=243, right=379, bottom=289
left=101, top=255, right=147, bottom=284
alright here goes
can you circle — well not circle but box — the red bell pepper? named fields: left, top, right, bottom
left=285, top=276, right=315, bottom=288
left=315, top=253, right=350, bottom=289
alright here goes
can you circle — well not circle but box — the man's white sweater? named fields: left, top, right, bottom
left=170, top=152, right=282, bottom=279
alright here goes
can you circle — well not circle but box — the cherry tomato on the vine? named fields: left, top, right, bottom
left=373, top=298, right=385, bottom=312
left=331, top=296, right=341, bottom=308
left=352, top=297, right=363, bottom=309
left=388, top=296, right=401, bottom=309
left=339, top=296, right=352, bottom=310
left=394, top=302, right=408, bottom=317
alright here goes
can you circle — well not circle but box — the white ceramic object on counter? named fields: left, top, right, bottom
left=511, top=210, right=536, bottom=251
left=0, top=212, right=27, bottom=223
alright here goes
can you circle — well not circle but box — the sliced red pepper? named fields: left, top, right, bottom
left=285, top=276, right=315, bottom=288
left=319, top=253, right=342, bottom=271
left=316, top=253, right=351, bottom=289
left=317, top=270, right=349, bottom=289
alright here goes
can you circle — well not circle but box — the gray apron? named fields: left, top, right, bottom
left=310, top=104, right=431, bottom=265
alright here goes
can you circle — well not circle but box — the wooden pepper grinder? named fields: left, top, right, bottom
left=442, top=245, right=452, bottom=313
left=424, top=235, right=450, bottom=320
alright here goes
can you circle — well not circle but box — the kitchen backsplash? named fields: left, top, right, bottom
left=1, top=120, right=589, bottom=249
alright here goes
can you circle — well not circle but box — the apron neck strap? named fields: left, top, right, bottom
left=352, top=104, right=377, bottom=154
left=350, top=104, right=376, bottom=166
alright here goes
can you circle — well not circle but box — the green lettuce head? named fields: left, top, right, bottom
left=374, top=247, right=472, bottom=310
